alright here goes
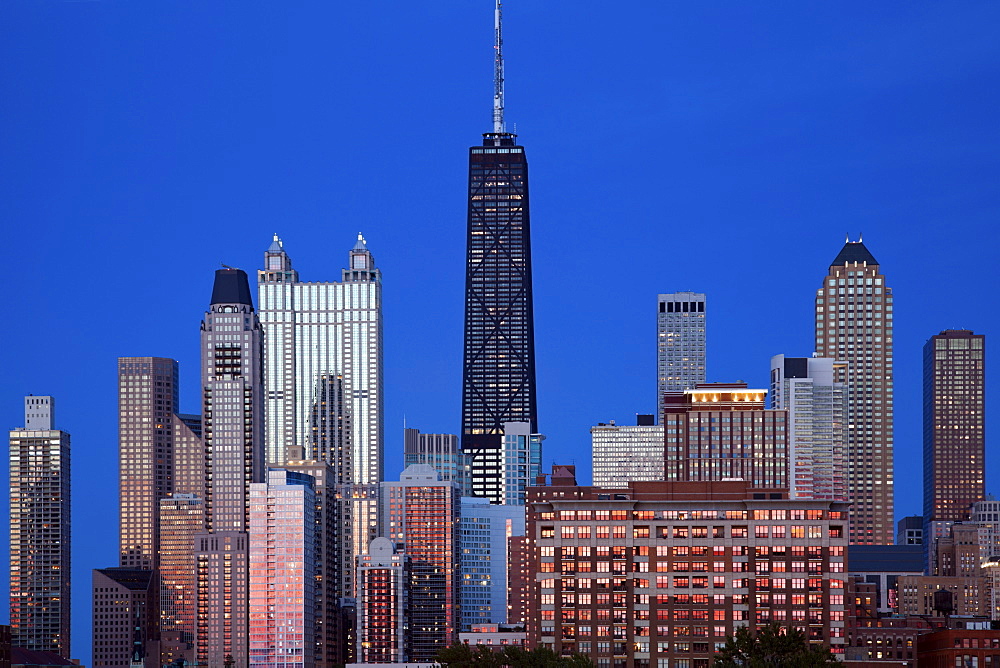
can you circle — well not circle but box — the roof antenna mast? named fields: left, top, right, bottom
left=493, top=0, right=505, bottom=133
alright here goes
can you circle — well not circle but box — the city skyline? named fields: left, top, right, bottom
left=4, top=1, right=1000, bottom=662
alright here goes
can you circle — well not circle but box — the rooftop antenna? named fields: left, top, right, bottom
left=492, top=0, right=505, bottom=133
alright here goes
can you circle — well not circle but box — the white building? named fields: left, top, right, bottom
left=656, top=291, right=706, bottom=402
left=770, top=355, right=847, bottom=501
left=459, top=497, right=525, bottom=630
left=590, top=417, right=664, bottom=488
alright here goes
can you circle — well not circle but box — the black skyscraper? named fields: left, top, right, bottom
left=460, top=1, right=537, bottom=501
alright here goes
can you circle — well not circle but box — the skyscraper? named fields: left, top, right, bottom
left=770, top=355, right=847, bottom=501
left=590, top=415, right=664, bottom=487
left=403, top=428, right=471, bottom=496
left=91, top=568, right=155, bottom=668
left=381, top=465, right=460, bottom=661
left=458, top=497, right=524, bottom=630
left=656, top=291, right=706, bottom=401
left=814, top=238, right=894, bottom=544
left=195, top=267, right=265, bottom=668
left=461, top=1, right=538, bottom=480
left=356, top=538, right=409, bottom=664
left=118, top=356, right=179, bottom=570
left=923, top=329, right=986, bottom=561
left=9, top=396, right=71, bottom=657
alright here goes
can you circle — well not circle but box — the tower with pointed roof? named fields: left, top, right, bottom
left=815, top=238, right=893, bottom=544
left=461, top=1, right=538, bottom=497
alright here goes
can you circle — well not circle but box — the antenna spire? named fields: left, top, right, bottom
left=492, top=0, right=505, bottom=133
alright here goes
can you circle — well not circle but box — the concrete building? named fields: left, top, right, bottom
left=381, top=465, right=460, bottom=661
left=896, top=516, right=923, bottom=546
left=924, top=329, right=986, bottom=566
left=847, top=545, right=924, bottom=614
left=590, top=415, right=664, bottom=488
left=459, top=497, right=525, bottom=630
left=664, top=383, right=788, bottom=489
left=356, top=538, right=409, bottom=664
left=194, top=267, right=265, bottom=668
left=248, top=469, right=316, bottom=668
left=814, top=238, right=894, bottom=544
left=9, top=396, right=71, bottom=658
left=403, top=429, right=470, bottom=496
left=91, top=568, right=155, bottom=668
left=526, top=468, right=850, bottom=666
left=656, top=292, right=707, bottom=400
left=769, top=355, right=846, bottom=501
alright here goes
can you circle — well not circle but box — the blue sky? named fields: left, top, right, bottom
left=3, top=1, right=999, bottom=662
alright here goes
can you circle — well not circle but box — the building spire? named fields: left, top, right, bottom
left=492, top=0, right=505, bottom=133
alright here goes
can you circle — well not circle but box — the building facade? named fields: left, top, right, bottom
left=591, top=417, right=664, bottom=488
left=91, top=568, right=155, bottom=668
left=814, top=238, right=894, bottom=544
left=158, top=494, right=204, bottom=667
left=9, top=396, right=71, bottom=658
left=381, top=465, right=460, bottom=661
left=248, top=469, right=316, bottom=668
left=664, top=383, right=788, bottom=489
left=525, top=470, right=849, bottom=666
left=769, top=355, right=846, bottom=501
left=924, top=329, right=986, bottom=561
left=356, top=538, right=409, bottom=663
left=459, top=497, right=526, bottom=630
left=403, top=429, right=470, bottom=496
left=656, top=292, right=707, bottom=400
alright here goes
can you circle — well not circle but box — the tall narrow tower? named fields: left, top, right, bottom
left=461, top=0, right=538, bottom=478
left=814, top=238, right=894, bottom=544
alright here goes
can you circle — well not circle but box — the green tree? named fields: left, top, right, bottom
left=712, top=623, right=839, bottom=667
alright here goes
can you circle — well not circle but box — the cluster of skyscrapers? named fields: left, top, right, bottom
left=5, top=3, right=991, bottom=668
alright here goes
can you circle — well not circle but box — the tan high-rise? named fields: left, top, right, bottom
left=814, top=239, right=893, bottom=544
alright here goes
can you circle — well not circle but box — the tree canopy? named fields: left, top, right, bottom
left=712, top=623, right=839, bottom=667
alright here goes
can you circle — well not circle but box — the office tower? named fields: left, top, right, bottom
left=663, top=382, right=788, bottom=488
left=403, top=428, right=471, bottom=496
left=466, top=421, right=544, bottom=505
left=195, top=267, right=265, bottom=668
left=897, top=516, right=924, bottom=546
left=257, top=233, right=383, bottom=473
left=381, top=465, right=460, bottom=660
left=91, top=568, right=155, bottom=668
left=656, top=292, right=707, bottom=401
left=770, top=355, right=847, bottom=501
left=923, top=330, right=986, bottom=557
left=525, top=469, right=850, bottom=664
left=258, top=234, right=383, bottom=607
left=459, top=497, right=525, bottom=630
left=590, top=415, right=664, bottom=487
left=282, top=456, right=347, bottom=668
left=118, top=357, right=179, bottom=570
left=356, top=538, right=409, bottom=663
left=814, top=238, right=894, bottom=544
left=170, top=412, right=204, bottom=497
left=461, top=1, right=538, bottom=485
left=9, top=396, right=71, bottom=657
left=158, top=494, right=204, bottom=667
left=248, top=470, right=316, bottom=668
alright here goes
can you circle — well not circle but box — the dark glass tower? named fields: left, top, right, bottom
left=460, top=2, right=538, bottom=495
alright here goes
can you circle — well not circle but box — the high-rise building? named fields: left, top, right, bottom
left=525, top=469, right=850, bottom=664
left=257, top=233, right=383, bottom=475
left=356, top=538, right=409, bottom=664
left=195, top=267, right=265, bottom=668
left=248, top=469, right=316, bottom=668
left=461, top=1, right=538, bottom=481
left=403, top=429, right=471, bottom=496
left=117, top=357, right=179, bottom=570
left=91, top=568, right=155, bottom=668
left=591, top=415, right=664, bottom=487
left=158, top=494, right=204, bottom=667
left=656, top=292, right=707, bottom=401
left=814, top=238, right=894, bottom=544
left=9, top=396, right=71, bottom=657
left=459, top=497, right=525, bottom=630
left=770, top=355, right=847, bottom=501
left=381, top=465, right=460, bottom=661
left=466, top=421, right=543, bottom=506
left=663, top=383, right=788, bottom=489
left=923, top=329, right=986, bottom=558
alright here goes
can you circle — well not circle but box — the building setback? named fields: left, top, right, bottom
left=525, top=469, right=849, bottom=666
left=9, top=396, right=71, bottom=658
left=656, top=292, right=707, bottom=400
left=814, top=238, right=894, bottom=544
